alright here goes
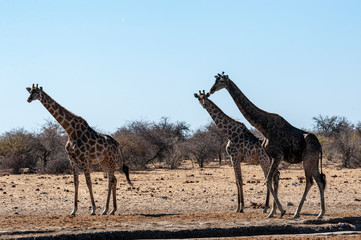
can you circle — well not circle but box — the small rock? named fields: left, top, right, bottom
left=287, top=202, right=294, bottom=206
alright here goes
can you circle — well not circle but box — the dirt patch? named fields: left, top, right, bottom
left=1, top=161, right=361, bottom=239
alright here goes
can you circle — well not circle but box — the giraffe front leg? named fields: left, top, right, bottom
left=70, top=162, right=79, bottom=216
left=232, top=159, right=244, bottom=213
left=82, top=163, right=96, bottom=215
left=263, top=187, right=270, bottom=214
left=267, top=170, right=280, bottom=217
left=266, top=158, right=285, bottom=218
left=102, top=171, right=110, bottom=215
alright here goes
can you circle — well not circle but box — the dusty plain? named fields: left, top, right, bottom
left=0, top=160, right=361, bottom=239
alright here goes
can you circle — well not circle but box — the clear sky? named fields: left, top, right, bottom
left=1, top=1, right=361, bottom=134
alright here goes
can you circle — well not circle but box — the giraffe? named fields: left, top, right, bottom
left=26, top=84, right=132, bottom=216
left=194, top=90, right=280, bottom=214
left=209, top=73, right=326, bottom=219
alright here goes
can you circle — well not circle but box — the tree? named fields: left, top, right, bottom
left=313, top=115, right=361, bottom=168
left=187, top=129, right=219, bottom=168
left=113, top=123, right=153, bottom=169
left=205, top=122, right=227, bottom=165
left=37, top=120, right=69, bottom=173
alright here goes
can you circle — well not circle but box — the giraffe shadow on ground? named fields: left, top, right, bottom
left=140, top=213, right=178, bottom=218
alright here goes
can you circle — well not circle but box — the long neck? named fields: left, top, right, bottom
left=39, top=91, right=83, bottom=134
left=203, top=99, right=246, bottom=138
left=226, top=79, right=273, bottom=136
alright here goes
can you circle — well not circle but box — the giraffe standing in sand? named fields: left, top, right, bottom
left=194, top=90, right=279, bottom=214
left=209, top=73, right=326, bottom=219
left=26, top=84, right=132, bottom=216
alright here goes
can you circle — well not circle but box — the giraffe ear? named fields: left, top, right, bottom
left=26, top=87, right=31, bottom=93
left=194, top=93, right=199, bottom=99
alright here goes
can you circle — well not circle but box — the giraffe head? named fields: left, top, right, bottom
left=194, top=90, right=211, bottom=108
left=209, top=72, right=229, bottom=94
left=26, top=84, right=43, bottom=103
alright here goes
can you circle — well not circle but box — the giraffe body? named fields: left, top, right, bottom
left=194, top=91, right=279, bottom=214
left=26, top=84, right=131, bottom=216
left=209, top=73, right=326, bottom=219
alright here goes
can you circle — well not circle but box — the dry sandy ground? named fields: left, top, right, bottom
left=0, top=160, right=361, bottom=239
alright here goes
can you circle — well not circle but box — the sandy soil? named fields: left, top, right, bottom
left=1, top=160, right=361, bottom=239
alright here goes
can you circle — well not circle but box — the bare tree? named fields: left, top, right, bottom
left=205, top=122, right=227, bottom=165
left=186, top=129, right=218, bottom=168
left=37, top=120, right=68, bottom=172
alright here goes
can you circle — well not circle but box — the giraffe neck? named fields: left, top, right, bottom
left=39, top=91, right=83, bottom=135
left=203, top=99, right=246, bottom=138
left=226, top=79, right=275, bottom=137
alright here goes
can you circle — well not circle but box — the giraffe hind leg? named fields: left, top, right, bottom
left=109, top=175, right=117, bottom=215
left=293, top=174, right=313, bottom=219
left=313, top=168, right=326, bottom=219
left=102, top=170, right=117, bottom=215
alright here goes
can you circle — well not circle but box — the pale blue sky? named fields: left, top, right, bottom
left=1, top=1, right=361, bottom=134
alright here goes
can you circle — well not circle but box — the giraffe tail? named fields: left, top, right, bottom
left=319, top=150, right=326, bottom=190
left=122, top=164, right=133, bottom=186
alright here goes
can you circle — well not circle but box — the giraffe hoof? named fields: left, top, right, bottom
left=263, top=207, right=269, bottom=213
left=316, top=214, right=324, bottom=220
left=293, top=214, right=300, bottom=219
left=280, top=210, right=286, bottom=218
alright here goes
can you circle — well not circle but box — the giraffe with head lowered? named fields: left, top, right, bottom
left=194, top=90, right=280, bottom=214
left=209, top=73, right=326, bottom=219
left=26, top=84, right=132, bottom=216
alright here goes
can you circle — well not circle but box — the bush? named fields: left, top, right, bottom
left=113, top=117, right=190, bottom=169
left=0, top=129, right=42, bottom=173
left=1, top=153, right=37, bottom=174
left=44, top=157, right=71, bottom=174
